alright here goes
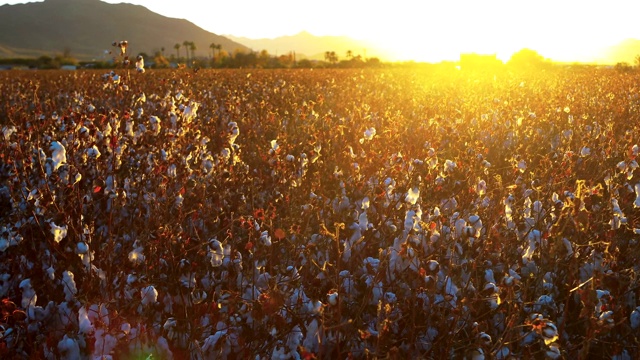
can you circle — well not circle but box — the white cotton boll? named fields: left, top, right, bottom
left=2, top=125, right=17, bottom=140
left=598, top=310, right=615, bottom=328
left=62, top=271, right=77, bottom=301
left=167, top=163, right=177, bottom=178
left=454, top=218, right=466, bottom=239
left=384, top=292, right=397, bottom=304
left=327, top=290, right=338, bottom=306
left=307, top=300, right=323, bottom=315
left=141, top=285, right=158, bottom=306
left=285, top=154, right=295, bottom=162
left=405, top=187, right=420, bottom=205
left=135, top=55, right=145, bottom=73
left=156, top=336, right=173, bottom=359
left=444, top=159, right=456, bottom=173
left=87, top=145, right=101, bottom=158
left=617, top=160, right=627, bottom=172
left=468, top=348, right=485, bottom=360
left=363, top=127, right=376, bottom=140
left=518, top=159, right=527, bottom=173
left=78, top=306, right=93, bottom=334
left=495, top=347, right=510, bottom=360
left=476, top=179, right=487, bottom=196
left=19, top=279, right=36, bottom=308
left=93, top=328, right=117, bottom=359
left=303, top=318, right=320, bottom=352
left=404, top=210, right=416, bottom=231
left=50, top=141, right=67, bottom=171
left=128, top=242, right=145, bottom=265
left=361, top=196, right=370, bottom=210
left=580, top=146, right=591, bottom=157
left=209, top=238, right=224, bottom=267
left=630, top=306, right=640, bottom=329
left=286, top=325, right=303, bottom=352
left=260, top=231, right=272, bottom=247
left=57, top=334, right=80, bottom=360
left=634, top=183, right=640, bottom=208
left=76, top=242, right=88, bottom=254
left=545, top=343, right=561, bottom=359
left=561, top=238, right=574, bottom=257
left=47, top=266, right=55, bottom=280
left=541, top=322, right=559, bottom=345
left=50, top=222, right=68, bottom=243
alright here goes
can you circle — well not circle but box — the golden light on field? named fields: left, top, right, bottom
left=3, top=0, right=640, bottom=63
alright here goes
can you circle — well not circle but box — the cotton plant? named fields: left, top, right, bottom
left=135, top=55, right=145, bottom=73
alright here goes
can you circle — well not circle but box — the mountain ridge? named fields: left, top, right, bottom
left=225, top=31, right=393, bottom=61
left=0, top=0, right=249, bottom=60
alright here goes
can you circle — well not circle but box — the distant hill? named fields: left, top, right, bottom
left=226, top=31, right=393, bottom=61
left=0, top=0, right=249, bottom=60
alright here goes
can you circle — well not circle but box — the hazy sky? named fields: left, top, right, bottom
left=2, top=0, right=640, bottom=62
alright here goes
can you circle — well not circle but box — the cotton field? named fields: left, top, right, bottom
left=0, top=65, right=640, bottom=359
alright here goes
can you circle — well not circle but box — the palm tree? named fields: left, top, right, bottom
left=174, top=43, right=181, bottom=60
left=183, top=40, right=191, bottom=62
left=216, top=44, right=222, bottom=58
left=189, top=42, right=197, bottom=60
left=346, top=50, right=353, bottom=60
left=209, top=43, right=217, bottom=59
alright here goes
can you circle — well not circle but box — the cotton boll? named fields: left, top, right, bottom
left=50, top=141, right=67, bottom=171
left=141, top=285, right=158, bottom=306
left=50, top=222, right=68, bottom=243
left=327, top=290, right=338, bottom=306
left=57, top=334, right=80, bottom=360
left=128, top=241, right=145, bottom=265
left=541, top=322, right=559, bottom=345
left=630, top=306, right=640, bottom=329
left=363, top=127, right=376, bottom=140
left=135, top=55, right=145, bottom=73
left=633, top=183, right=640, bottom=208
left=61, top=271, right=77, bottom=301
left=517, top=159, right=527, bottom=173
left=156, top=336, right=173, bottom=359
left=405, top=187, right=420, bottom=205
left=19, top=279, right=37, bottom=308
left=495, top=347, right=510, bottom=360
left=259, top=231, right=272, bottom=247
left=444, top=159, right=456, bottom=173
left=78, top=306, right=93, bottom=334
left=545, top=343, right=561, bottom=359
left=209, top=238, right=224, bottom=267
left=303, top=318, right=321, bottom=352
left=476, top=179, right=487, bottom=196
left=87, top=145, right=101, bottom=158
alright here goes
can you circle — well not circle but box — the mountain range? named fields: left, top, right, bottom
left=0, top=0, right=250, bottom=60
left=226, top=31, right=392, bottom=61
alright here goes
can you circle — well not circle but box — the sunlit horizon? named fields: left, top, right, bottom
left=2, top=0, right=640, bottom=63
